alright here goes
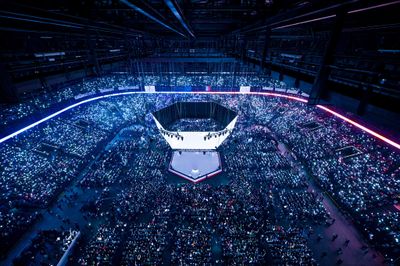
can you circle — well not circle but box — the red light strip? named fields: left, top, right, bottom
left=0, top=90, right=398, bottom=150
left=316, top=104, right=400, bottom=150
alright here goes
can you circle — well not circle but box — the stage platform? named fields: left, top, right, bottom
left=169, top=150, right=222, bottom=183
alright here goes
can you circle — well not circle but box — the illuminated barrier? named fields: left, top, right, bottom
left=118, top=85, right=139, bottom=90
left=99, top=88, right=114, bottom=93
left=0, top=91, right=399, bottom=150
left=74, top=91, right=96, bottom=99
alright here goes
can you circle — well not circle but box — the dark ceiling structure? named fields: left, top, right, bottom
left=0, top=0, right=399, bottom=130
left=2, top=0, right=397, bottom=37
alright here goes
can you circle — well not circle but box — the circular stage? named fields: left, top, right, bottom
left=168, top=150, right=222, bottom=183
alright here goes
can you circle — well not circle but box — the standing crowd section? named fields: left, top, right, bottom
left=0, top=74, right=289, bottom=130
left=0, top=90, right=399, bottom=264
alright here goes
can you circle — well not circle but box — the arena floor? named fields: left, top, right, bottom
left=1, top=93, right=397, bottom=265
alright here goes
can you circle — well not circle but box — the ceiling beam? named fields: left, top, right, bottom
left=164, top=0, right=195, bottom=38
left=120, top=0, right=187, bottom=37
left=229, top=0, right=359, bottom=35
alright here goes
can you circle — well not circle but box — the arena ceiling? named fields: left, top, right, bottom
left=0, top=0, right=398, bottom=119
left=1, top=0, right=382, bottom=39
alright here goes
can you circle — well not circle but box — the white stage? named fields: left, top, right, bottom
left=169, top=151, right=222, bottom=182
left=153, top=115, right=237, bottom=150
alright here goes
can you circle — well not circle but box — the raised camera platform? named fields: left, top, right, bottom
left=168, top=150, right=222, bottom=183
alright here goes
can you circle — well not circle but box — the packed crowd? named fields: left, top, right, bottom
left=0, top=91, right=398, bottom=264
left=0, top=74, right=287, bottom=129
left=0, top=97, right=138, bottom=256
left=77, top=145, right=318, bottom=265
left=74, top=97, right=326, bottom=264
left=13, top=229, right=79, bottom=266
left=265, top=97, right=400, bottom=257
